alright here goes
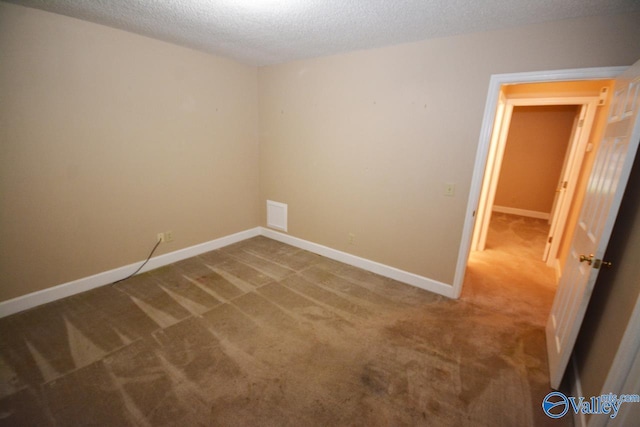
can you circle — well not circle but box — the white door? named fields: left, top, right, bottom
left=548, top=113, right=581, bottom=223
left=543, top=102, right=598, bottom=266
left=543, top=107, right=583, bottom=260
left=546, top=59, right=640, bottom=390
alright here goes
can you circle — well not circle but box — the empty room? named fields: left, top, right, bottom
left=2, top=1, right=640, bottom=425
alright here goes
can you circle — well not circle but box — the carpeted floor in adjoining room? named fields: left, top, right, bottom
left=463, top=212, right=560, bottom=328
left=0, top=216, right=572, bottom=426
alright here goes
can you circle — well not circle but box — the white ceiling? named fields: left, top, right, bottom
left=5, top=0, right=640, bottom=66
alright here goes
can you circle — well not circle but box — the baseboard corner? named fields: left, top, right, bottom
left=259, top=227, right=455, bottom=298
left=1, top=226, right=455, bottom=318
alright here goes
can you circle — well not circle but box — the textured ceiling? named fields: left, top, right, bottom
left=5, top=0, right=640, bottom=66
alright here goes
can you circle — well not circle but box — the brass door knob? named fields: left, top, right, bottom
left=579, top=254, right=594, bottom=265
left=579, top=254, right=612, bottom=269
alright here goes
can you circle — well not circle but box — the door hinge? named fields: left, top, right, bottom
left=548, top=236, right=553, bottom=243
left=598, top=87, right=609, bottom=106
left=562, top=181, right=568, bottom=189
left=578, top=119, right=585, bottom=127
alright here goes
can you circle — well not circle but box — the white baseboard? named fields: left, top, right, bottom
left=0, top=226, right=455, bottom=318
left=554, top=258, right=562, bottom=283
left=260, top=227, right=455, bottom=298
left=0, top=228, right=261, bottom=318
left=492, top=205, right=550, bottom=220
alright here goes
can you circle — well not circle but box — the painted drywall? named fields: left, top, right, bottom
left=573, top=147, right=640, bottom=400
left=258, top=13, right=640, bottom=285
left=494, top=105, right=578, bottom=215
left=0, top=3, right=259, bottom=302
left=2, top=3, right=639, bottom=304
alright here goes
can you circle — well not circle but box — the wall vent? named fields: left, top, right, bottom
left=266, top=200, right=288, bottom=232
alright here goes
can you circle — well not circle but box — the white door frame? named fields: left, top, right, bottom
left=471, top=94, right=599, bottom=270
left=452, top=66, right=627, bottom=298
left=470, top=90, right=510, bottom=252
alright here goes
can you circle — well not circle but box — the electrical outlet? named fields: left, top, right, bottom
left=348, top=232, right=356, bottom=245
left=444, top=183, right=455, bottom=197
left=157, top=231, right=174, bottom=243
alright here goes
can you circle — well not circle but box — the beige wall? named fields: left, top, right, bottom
left=494, top=105, right=578, bottom=214
left=2, top=3, right=640, bottom=304
left=573, top=148, right=640, bottom=399
left=0, top=3, right=260, bottom=301
left=258, top=13, right=640, bottom=284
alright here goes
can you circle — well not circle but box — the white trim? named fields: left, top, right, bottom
left=492, top=205, right=550, bottom=220
left=260, top=227, right=455, bottom=298
left=0, top=228, right=261, bottom=318
left=570, top=354, right=588, bottom=427
left=473, top=97, right=514, bottom=251
left=554, top=258, right=562, bottom=283
left=509, top=96, right=599, bottom=106
left=0, top=225, right=456, bottom=318
left=452, top=66, right=628, bottom=299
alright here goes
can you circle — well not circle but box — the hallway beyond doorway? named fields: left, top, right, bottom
left=463, top=213, right=558, bottom=328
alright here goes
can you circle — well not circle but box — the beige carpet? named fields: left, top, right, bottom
left=464, top=213, right=559, bottom=328
left=0, top=216, right=571, bottom=426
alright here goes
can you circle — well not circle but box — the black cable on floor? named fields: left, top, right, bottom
left=111, top=238, right=162, bottom=285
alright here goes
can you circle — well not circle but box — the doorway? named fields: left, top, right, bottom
left=470, top=103, right=579, bottom=299
left=453, top=62, right=640, bottom=400
left=457, top=81, right=610, bottom=331
left=452, top=67, right=625, bottom=299
left=471, top=89, right=603, bottom=273
left=462, top=83, right=610, bottom=321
